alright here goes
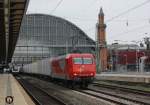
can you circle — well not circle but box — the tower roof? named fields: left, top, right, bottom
left=99, top=7, right=104, bottom=16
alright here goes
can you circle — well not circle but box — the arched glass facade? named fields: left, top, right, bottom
left=13, top=14, right=95, bottom=65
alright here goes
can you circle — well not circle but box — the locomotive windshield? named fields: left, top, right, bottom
left=83, top=58, right=93, bottom=64
left=73, top=58, right=93, bottom=64
left=73, top=58, right=82, bottom=64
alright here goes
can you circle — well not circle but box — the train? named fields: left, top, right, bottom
left=22, top=53, right=96, bottom=88
left=11, top=66, right=20, bottom=74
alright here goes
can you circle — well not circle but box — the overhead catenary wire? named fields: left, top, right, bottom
left=49, top=0, right=150, bottom=23
left=62, top=16, right=150, bottom=22
left=48, top=0, right=150, bottom=42
left=106, top=0, right=150, bottom=22
left=108, top=18, right=150, bottom=22
left=50, top=0, right=63, bottom=14
left=109, top=24, right=150, bottom=39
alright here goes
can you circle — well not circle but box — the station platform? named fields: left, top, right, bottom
left=0, top=74, right=35, bottom=105
left=96, top=72, right=150, bottom=83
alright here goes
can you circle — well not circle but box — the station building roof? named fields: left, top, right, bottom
left=0, top=0, right=29, bottom=64
left=17, top=14, right=95, bottom=46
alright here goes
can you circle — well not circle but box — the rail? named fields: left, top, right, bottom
left=15, top=76, right=67, bottom=105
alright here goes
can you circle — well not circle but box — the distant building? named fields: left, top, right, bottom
left=107, top=44, right=150, bottom=72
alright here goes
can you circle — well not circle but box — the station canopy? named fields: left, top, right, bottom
left=0, top=0, right=29, bottom=65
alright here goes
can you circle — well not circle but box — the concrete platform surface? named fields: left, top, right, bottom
left=0, top=74, right=35, bottom=105
left=96, top=73, right=150, bottom=83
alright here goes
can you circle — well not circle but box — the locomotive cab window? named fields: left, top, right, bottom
left=83, top=58, right=93, bottom=64
left=73, top=58, right=82, bottom=64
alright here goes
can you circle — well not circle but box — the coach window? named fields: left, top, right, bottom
left=73, top=58, right=82, bottom=64
left=83, top=58, right=93, bottom=64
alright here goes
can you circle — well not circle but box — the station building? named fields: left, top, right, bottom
left=12, top=14, right=95, bottom=65
left=107, top=44, right=150, bottom=72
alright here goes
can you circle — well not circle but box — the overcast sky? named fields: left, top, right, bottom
left=27, top=0, right=150, bottom=44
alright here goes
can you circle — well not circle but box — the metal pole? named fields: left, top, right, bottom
left=124, top=55, right=127, bottom=71
left=96, top=41, right=99, bottom=73
left=66, top=41, right=68, bottom=54
left=131, top=41, right=139, bottom=72
left=27, top=46, right=28, bottom=64
left=42, top=46, right=43, bottom=59
left=49, top=47, right=51, bottom=57
left=111, top=49, right=113, bottom=72
left=136, top=45, right=138, bottom=72
left=115, top=44, right=118, bottom=72
left=95, top=41, right=101, bottom=74
left=135, top=44, right=139, bottom=72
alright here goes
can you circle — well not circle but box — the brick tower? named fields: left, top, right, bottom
left=97, top=8, right=108, bottom=71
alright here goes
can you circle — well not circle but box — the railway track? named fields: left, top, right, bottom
left=93, top=82, right=150, bottom=96
left=84, top=88, right=150, bottom=105
left=76, top=89, right=128, bottom=105
left=15, top=76, right=67, bottom=105
left=16, top=75, right=150, bottom=105
left=16, top=75, right=112, bottom=105
left=26, top=75, right=129, bottom=104
left=83, top=83, right=150, bottom=105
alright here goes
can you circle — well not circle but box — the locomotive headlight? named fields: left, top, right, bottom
left=90, top=73, right=93, bottom=76
left=73, top=73, right=77, bottom=76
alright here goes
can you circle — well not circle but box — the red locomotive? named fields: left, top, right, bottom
left=50, top=53, right=96, bottom=87
left=23, top=53, right=96, bottom=88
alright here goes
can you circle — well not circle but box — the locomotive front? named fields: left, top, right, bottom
left=68, top=54, right=96, bottom=83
